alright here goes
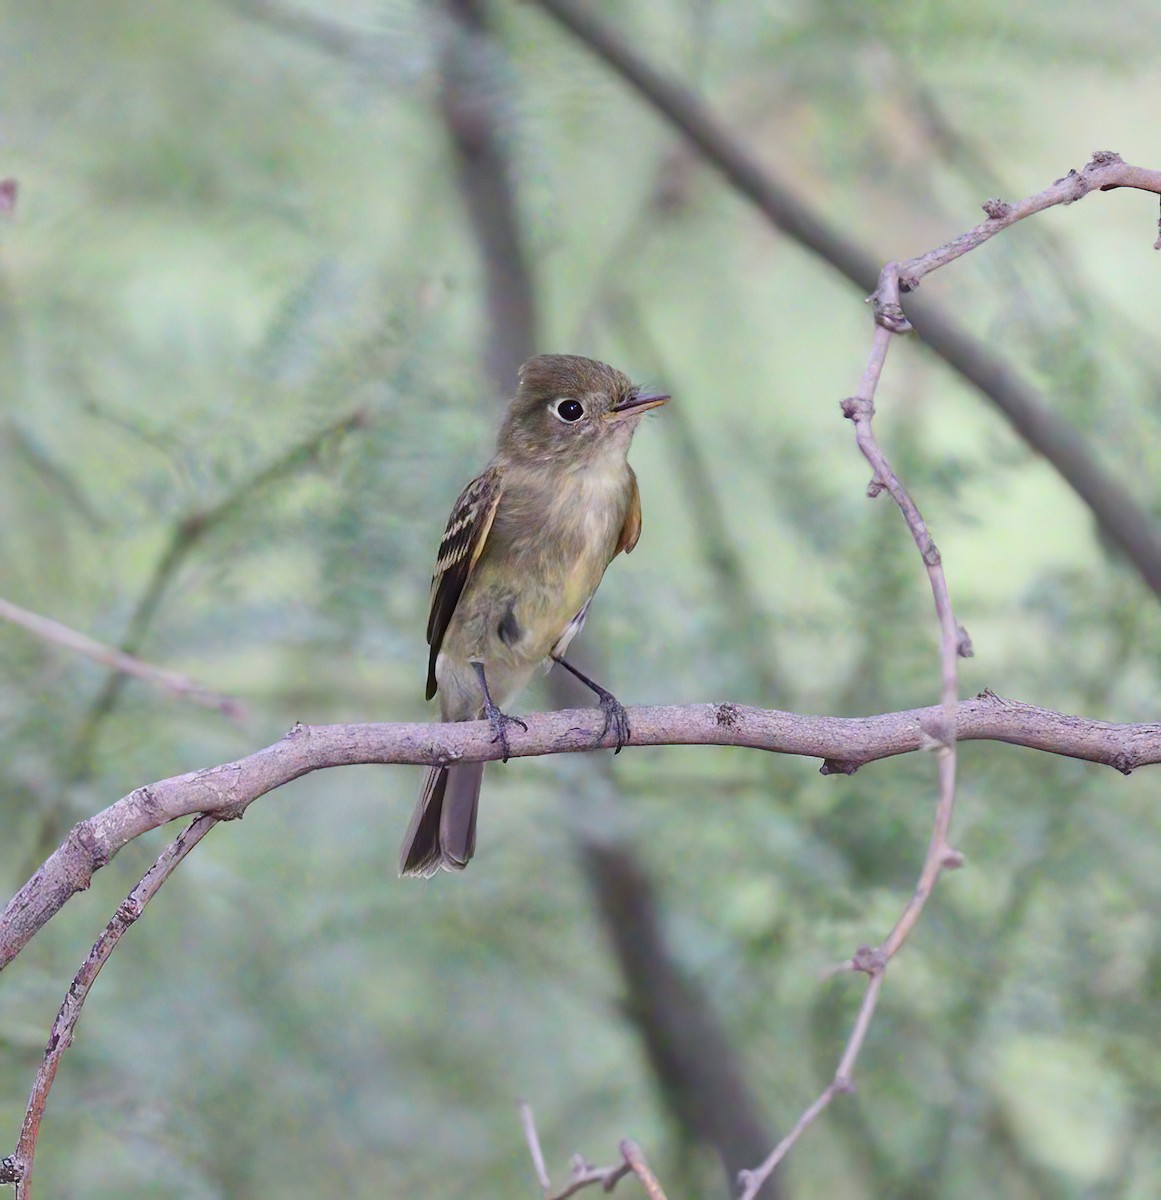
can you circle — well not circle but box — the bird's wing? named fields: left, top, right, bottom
left=426, top=465, right=505, bottom=700
left=614, top=467, right=642, bottom=556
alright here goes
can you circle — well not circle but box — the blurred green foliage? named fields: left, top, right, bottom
left=1, top=1, right=1160, bottom=1197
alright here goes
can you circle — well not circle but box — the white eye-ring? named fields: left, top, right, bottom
left=551, top=397, right=586, bottom=423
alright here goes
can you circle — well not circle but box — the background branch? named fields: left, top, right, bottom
left=519, top=1103, right=669, bottom=1200
left=0, top=596, right=245, bottom=720
left=528, top=0, right=1161, bottom=600
left=66, top=407, right=365, bottom=776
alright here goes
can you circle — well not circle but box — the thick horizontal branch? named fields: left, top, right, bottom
left=2, top=691, right=1157, bottom=971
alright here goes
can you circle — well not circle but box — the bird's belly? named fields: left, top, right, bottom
left=439, top=544, right=608, bottom=698
left=436, top=470, right=629, bottom=717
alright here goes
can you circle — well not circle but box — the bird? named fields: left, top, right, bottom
left=399, top=353, right=669, bottom=877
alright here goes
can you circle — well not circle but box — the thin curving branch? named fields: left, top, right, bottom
left=740, top=310, right=966, bottom=1196
left=1, top=692, right=1157, bottom=973
left=867, top=151, right=1161, bottom=314
left=526, top=0, right=1161, bottom=600
left=0, top=814, right=218, bottom=1198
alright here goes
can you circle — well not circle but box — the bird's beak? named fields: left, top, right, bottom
left=605, top=388, right=671, bottom=422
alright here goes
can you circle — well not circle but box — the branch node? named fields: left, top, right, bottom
left=850, top=944, right=887, bottom=975
left=921, top=539, right=942, bottom=567
left=0, top=1156, right=21, bottom=1185
left=956, top=625, right=974, bottom=658
left=873, top=301, right=913, bottom=334
left=840, top=395, right=871, bottom=421
left=1054, top=167, right=1085, bottom=204
left=866, top=476, right=886, bottom=499
left=715, top=702, right=741, bottom=728
left=942, top=847, right=966, bottom=869
left=834, top=1075, right=857, bottom=1096
left=981, top=197, right=1011, bottom=219
left=1089, top=149, right=1123, bottom=167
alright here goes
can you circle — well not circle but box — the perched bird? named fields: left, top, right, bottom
left=399, top=354, right=669, bottom=877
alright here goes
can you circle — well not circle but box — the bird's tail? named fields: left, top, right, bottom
left=398, top=761, right=485, bottom=877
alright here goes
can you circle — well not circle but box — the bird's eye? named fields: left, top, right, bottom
left=554, top=398, right=585, bottom=423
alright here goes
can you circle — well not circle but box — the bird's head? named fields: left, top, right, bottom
left=497, top=354, right=669, bottom=466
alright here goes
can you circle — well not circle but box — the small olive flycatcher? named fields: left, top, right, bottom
left=399, top=353, right=669, bottom=877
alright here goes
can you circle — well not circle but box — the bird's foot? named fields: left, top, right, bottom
left=483, top=700, right=528, bottom=763
left=592, top=686, right=631, bottom=754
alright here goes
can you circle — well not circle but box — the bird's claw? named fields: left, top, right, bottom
left=483, top=700, right=527, bottom=763
left=595, top=690, right=631, bottom=754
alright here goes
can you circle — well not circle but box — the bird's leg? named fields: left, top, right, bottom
left=470, top=661, right=527, bottom=763
left=551, top=655, right=631, bottom=753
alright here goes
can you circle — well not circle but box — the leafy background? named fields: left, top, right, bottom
left=1, top=1, right=1160, bottom=1197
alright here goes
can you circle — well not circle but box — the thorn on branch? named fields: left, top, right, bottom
left=866, top=476, right=886, bottom=499
left=981, top=197, right=1011, bottom=220
left=819, top=757, right=859, bottom=776
left=840, top=396, right=871, bottom=421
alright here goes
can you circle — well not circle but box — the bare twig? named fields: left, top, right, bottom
left=0, top=596, right=245, bottom=720
left=2, top=693, right=1157, bottom=973
left=1, top=815, right=217, bottom=1197
left=618, top=1140, right=668, bottom=1200
left=519, top=1104, right=662, bottom=1200
left=519, top=1101, right=553, bottom=1192
left=884, top=152, right=1161, bottom=292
